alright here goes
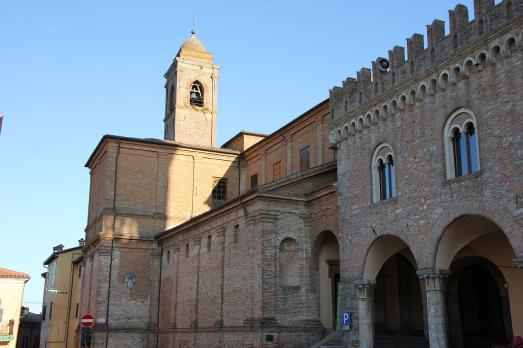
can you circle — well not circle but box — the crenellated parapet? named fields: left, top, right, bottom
left=329, top=24, right=522, bottom=145
left=329, top=0, right=523, bottom=127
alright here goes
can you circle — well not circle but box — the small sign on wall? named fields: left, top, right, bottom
left=342, top=312, right=352, bottom=330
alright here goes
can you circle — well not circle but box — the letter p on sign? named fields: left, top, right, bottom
left=342, top=312, right=352, bottom=330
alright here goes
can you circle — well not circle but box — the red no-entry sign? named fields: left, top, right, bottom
left=81, top=314, right=95, bottom=328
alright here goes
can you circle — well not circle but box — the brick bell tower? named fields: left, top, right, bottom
left=163, top=30, right=220, bottom=147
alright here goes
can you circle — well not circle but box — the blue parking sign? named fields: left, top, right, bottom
left=342, top=312, right=352, bottom=330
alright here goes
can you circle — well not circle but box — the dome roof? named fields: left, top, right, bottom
left=180, top=31, right=207, bottom=52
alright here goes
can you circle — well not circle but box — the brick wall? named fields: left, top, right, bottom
left=330, top=8, right=523, bottom=345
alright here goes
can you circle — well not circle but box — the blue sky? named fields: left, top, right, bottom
left=1, top=0, right=480, bottom=309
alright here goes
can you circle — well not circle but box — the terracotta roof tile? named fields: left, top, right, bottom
left=0, top=267, right=30, bottom=279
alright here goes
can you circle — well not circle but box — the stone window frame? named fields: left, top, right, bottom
left=211, top=177, right=227, bottom=201
left=299, top=146, right=310, bottom=172
left=250, top=173, right=258, bottom=189
left=273, top=161, right=282, bottom=181
left=371, top=143, right=396, bottom=203
left=443, top=108, right=480, bottom=180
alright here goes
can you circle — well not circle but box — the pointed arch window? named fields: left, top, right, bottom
left=372, top=144, right=396, bottom=202
left=444, top=109, right=480, bottom=179
left=190, top=81, right=204, bottom=107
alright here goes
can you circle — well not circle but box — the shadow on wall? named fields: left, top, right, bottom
left=164, top=152, right=240, bottom=230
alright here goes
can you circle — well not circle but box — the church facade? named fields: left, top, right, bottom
left=79, top=1, right=523, bottom=347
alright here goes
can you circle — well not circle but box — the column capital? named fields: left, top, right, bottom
left=417, top=268, right=450, bottom=278
left=354, top=280, right=375, bottom=299
left=417, top=268, right=450, bottom=291
left=354, top=279, right=376, bottom=288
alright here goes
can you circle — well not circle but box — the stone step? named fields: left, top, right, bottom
left=309, top=330, right=343, bottom=348
left=375, top=335, right=429, bottom=348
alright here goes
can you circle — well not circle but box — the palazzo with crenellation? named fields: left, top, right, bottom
left=78, top=1, right=523, bottom=347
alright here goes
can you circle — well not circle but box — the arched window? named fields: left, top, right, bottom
left=372, top=144, right=396, bottom=202
left=444, top=109, right=480, bottom=179
left=189, top=81, right=204, bottom=107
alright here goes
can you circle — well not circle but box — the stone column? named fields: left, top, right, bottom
left=356, top=281, right=375, bottom=348
left=418, top=270, right=450, bottom=348
left=339, top=281, right=357, bottom=347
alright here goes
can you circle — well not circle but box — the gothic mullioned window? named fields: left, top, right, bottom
left=190, top=81, right=204, bottom=107
left=444, top=109, right=480, bottom=179
left=372, top=144, right=396, bottom=202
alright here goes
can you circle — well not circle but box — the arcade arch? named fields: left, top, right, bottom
left=312, top=231, right=340, bottom=331
left=360, top=235, right=426, bottom=346
left=435, top=215, right=522, bottom=346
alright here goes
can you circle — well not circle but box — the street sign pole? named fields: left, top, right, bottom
left=81, top=327, right=90, bottom=348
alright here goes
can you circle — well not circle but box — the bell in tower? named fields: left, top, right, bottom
left=163, top=30, right=220, bottom=147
